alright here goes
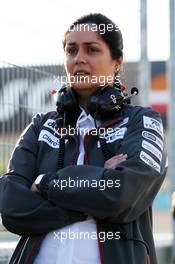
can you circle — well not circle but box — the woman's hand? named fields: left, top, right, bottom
left=30, top=182, right=39, bottom=192
left=30, top=173, right=56, bottom=198
left=104, top=154, right=127, bottom=169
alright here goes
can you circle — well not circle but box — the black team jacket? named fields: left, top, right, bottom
left=0, top=104, right=168, bottom=264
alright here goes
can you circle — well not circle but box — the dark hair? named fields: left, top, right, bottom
left=63, top=13, right=123, bottom=60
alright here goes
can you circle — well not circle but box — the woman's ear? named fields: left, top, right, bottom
left=115, top=56, right=123, bottom=68
left=114, top=56, right=123, bottom=74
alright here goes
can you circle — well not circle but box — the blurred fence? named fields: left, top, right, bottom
left=0, top=62, right=66, bottom=174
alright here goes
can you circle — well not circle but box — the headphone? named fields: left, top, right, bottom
left=55, top=83, right=138, bottom=127
left=54, top=83, right=138, bottom=168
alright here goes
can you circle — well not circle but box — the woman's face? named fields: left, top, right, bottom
left=64, top=24, right=122, bottom=97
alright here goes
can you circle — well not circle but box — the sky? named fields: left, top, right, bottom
left=0, top=0, right=170, bottom=65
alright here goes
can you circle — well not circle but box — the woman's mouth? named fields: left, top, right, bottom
left=73, top=70, right=90, bottom=76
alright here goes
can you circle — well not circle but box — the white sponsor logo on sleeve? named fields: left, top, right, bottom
left=140, top=151, right=161, bottom=173
left=143, top=116, right=164, bottom=138
left=142, top=140, right=162, bottom=161
left=38, top=130, right=59, bottom=148
left=105, top=127, right=127, bottom=143
left=142, top=131, right=163, bottom=151
left=43, top=119, right=56, bottom=131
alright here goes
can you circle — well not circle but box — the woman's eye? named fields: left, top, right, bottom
left=66, top=47, right=77, bottom=55
left=87, top=47, right=98, bottom=53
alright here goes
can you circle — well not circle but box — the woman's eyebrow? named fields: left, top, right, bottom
left=83, top=42, right=101, bottom=45
left=66, top=41, right=101, bottom=46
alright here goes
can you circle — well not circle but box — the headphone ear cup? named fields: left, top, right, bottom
left=87, top=85, right=124, bottom=119
left=56, top=87, right=80, bottom=123
left=87, top=88, right=101, bottom=117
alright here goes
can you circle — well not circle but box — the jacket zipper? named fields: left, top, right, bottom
left=23, top=236, right=44, bottom=264
left=15, top=237, right=29, bottom=264
left=96, top=219, right=104, bottom=264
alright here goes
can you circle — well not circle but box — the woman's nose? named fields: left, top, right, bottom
left=74, top=49, right=87, bottom=64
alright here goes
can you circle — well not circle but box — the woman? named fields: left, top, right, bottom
left=0, top=13, right=167, bottom=264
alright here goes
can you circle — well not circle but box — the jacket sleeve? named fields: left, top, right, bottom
left=0, top=114, right=85, bottom=236
left=44, top=108, right=168, bottom=223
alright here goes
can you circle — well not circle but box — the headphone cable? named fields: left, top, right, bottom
left=94, top=112, right=114, bottom=161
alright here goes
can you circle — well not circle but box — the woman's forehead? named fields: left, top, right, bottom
left=65, top=27, right=103, bottom=46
